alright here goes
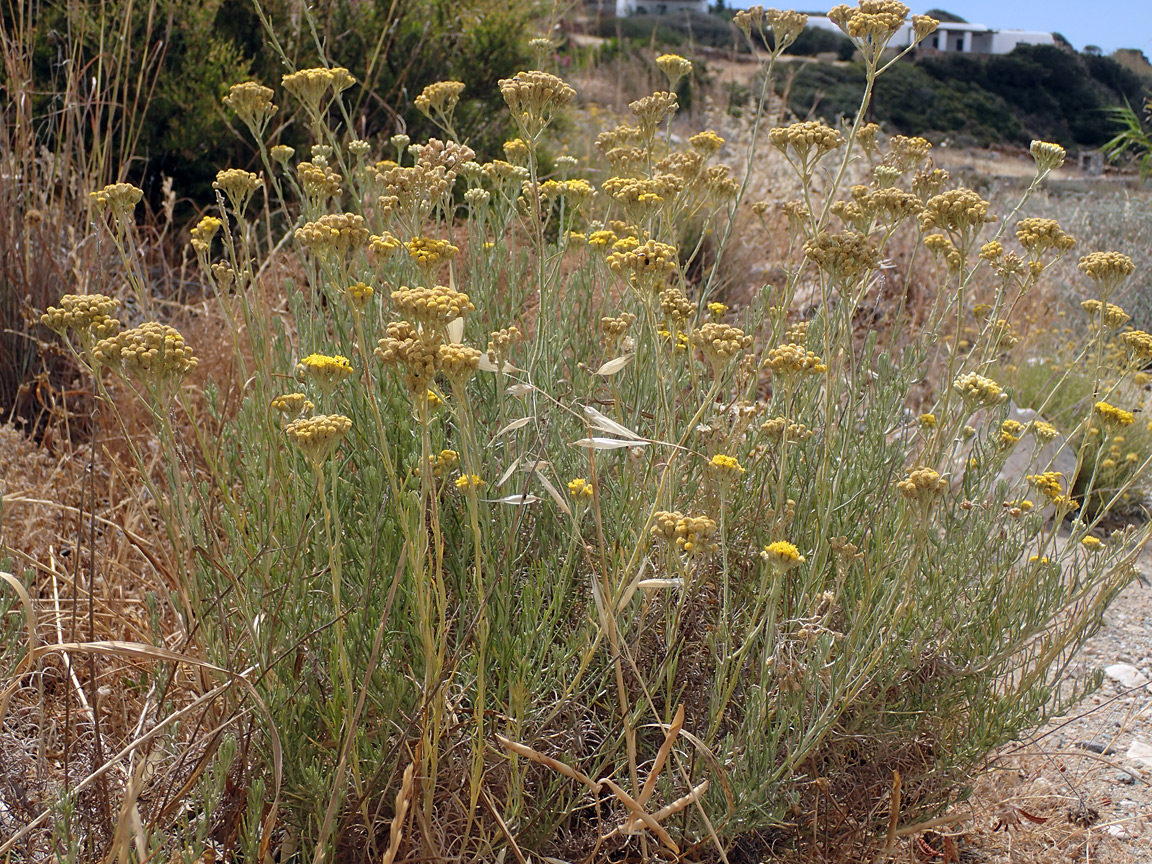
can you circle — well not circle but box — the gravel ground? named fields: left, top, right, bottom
left=944, top=539, right=1152, bottom=863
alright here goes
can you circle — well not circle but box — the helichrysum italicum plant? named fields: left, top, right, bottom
left=49, top=11, right=1150, bottom=863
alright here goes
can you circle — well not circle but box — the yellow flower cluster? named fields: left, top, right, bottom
left=760, top=416, right=815, bottom=442
left=190, top=216, right=223, bottom=255
left=405, top=236, right=459, bottom=270
left=629, top=91, right=679, bottom=135
left=1081, top=535, right=1103, bottom=551
left=884, top=135, right=933, bottom=173
left=281, top=67, right=355, bottom=115
left=567, top=477, right=594, bottom=501
left=952, top=371, right=1007, bottom=407
left=691, top=322, right=753, bottom=367
left=539, top=178, right=595, bottom=206
left=920, top=188, right=994, bottom=238
left=650, top=510, right=718, bottom=556
left=761, top=540, right=805, bottom=570
left=1031, top=420, right=1059, bottom=441
left=94, top=322, right=199, bottom=382
left=656, top=53, right=692, bottom=87
left=1080, top=299, right=1130, bottom=330
left=375, top=321, right=440, bottom=393
left=1029, top=140, right=1066, bottom=173
left=1015, top=218, right=1075, bottom=256
left=455, top=473, right=485, bottom=491
left=297, top=353, right=354, bottom=393
left=1094, top=401, right=1135, bottom=428
left=1000, top=419, right=1024, bottom=448
left=896, top=466, right=947, bottom=501
left=213, top=168, right=262, bottom=214
left=1027, top=471, right=1065, bottom=501
left=286, top=413, right=352, bottom=465
left=919, top=413, right=937, bottom=429
left=297, top=160, right=342, bottom=204
left=437, top=342, right=482, bottom=383
left=345, top=282, right=374, bottom=311
left=223, top=81, right=276, bottom=134
left=295, top=213, right=369, bottom=257
left=487, top=325, right=523, bottom=369
left=689, top=130, right=725, bottom=155
left=600, top=312, right=636, bottom=343
left=1120, top=329, right=1152, bottom=361
left=41, top=294, right=121, bottom=339
left=763, top=343, right=827, bottom=377
left=606, top=239, right=679, bottom=287
left=768, top=121, right=844, bottom=169
left=89, top=182, right=143, bottom=216
left=708, top=454, right=746, bottom=482
left=391, top=285, right=475, bottom=328
left=803, top=230, right=879, bottom=285
left=271, top=392, right=313, bottom=417
left=271, top=144, right=295, bottom=164
left=498, top=70, right=576, bottom=139
left=1079, top=251, right=1135, bottom=298
left=368, top=232, right=402, bottom=263
left=429, top=449, right=459, bottom=477
left=414, top=80, right=465, bottom=118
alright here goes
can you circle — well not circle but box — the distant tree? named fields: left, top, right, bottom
left=924, top=8, right=967, bottom=23
left=1084, top=45, right=1103, bottom=57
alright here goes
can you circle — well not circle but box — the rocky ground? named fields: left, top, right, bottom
left=950, top=545, right=1152, bottom=863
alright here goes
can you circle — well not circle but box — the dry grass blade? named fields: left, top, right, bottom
left=650, top=779, right=709, bottom=822
left=634, top=703, right=684, bottom=811
left=0, top=570, right=36, bottom=726
left=0, top=640, right=283, bottom=861
left=382, top=763, right=414, bottom=864
left=599, top=778, right=680, bottom=854
left=496, top=734, right=602, bottom=791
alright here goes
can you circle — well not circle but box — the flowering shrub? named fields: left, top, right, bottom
left=21, top=3, right=1152, bottom=862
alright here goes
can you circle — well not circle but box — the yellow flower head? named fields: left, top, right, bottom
left=271, top=392, right=314, bottom=417
left=953, top=371, right=1007, bottom=408
left=919, top=413, right=937, bottom=429
left=1031, top=421, right=1059, bottom=442
left=1080, top=535, right=1103, bottom=551
left=345, top=281, right=374, bottom=311
left=896, top=466, right=947, bottom=501
left=656, top=53, right=692, bottom=88
left=391, top=285, right=475, bottom=328
left=1079, top=251, right=1135, bottom=299
left=1094, top=401, right=1135, bottom=428
left=567, top=477, right=594, bottom=500
left=761, top=540, right=805, bottom=570
left=93, top=322, right=198, bottom=386
left=286, top=413, right=352, bottom=466
left=1029, top=140, right=1066, bottom=173
left=297, top=353, right=354, bottom=393
left=708, top=453, right=746, bottom=482
left=223, top=81, right=277, bottom=135
left=414, top=80, right=465, bottom=119
left=455, top=473, right=485, bottom=491
left=89, top=182, right=143, bottom=217
left=41, top=294, right=121, bottom=339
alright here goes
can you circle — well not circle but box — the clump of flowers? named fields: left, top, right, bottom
left=1094, top=401, right=1135, bottom=429
left=487, top=326, right=523, bottom=371
left=651, top=511, right=719, bottom=557
left=920, top=188, right=994, bottom=254
left=41, top=294, right=122, bottom=340
left=391, top=285, right=475, bottom=329
left=761, top=540, right=805, bottom=571
left=1028, top=471, right=1068, bottom=503
left=414, top=80, right=465, bottom=131
left=896, top=466, right=947, bottom=501
left=1000, top=419, right=1025, bottom=448
left=405, top=236, right=459, bottom=275
left=768, top=121, right=844, bottom=177
left=295, top=213, right=369, bottom=262
left=94, top=322, right=199, bottom=385
left=297, top=353, right=354, bottom=394
left=498, top=70, right=576, bottom=142
left=763, top=343, right=827, bottom=377
left=1080, top=299, right=1130, bottom=330
left=708, top=454, right=746, bottom=484
left=803, top=230, right=879, bottom=286
left=223, top=81, right=277, bottom=139
left=568, top=478, right=594, bottom=501
left=953, top=372, right=1008, bottom=408
left=438, top=342, right=482, bottom=385
left=286, top=413, right=352, bottom=467
left=1030, top=140, right=1066, bottom=174
left=281, top=66, right=355, bottom=120
left=606, top=239, right=679, bottom=295
left=190, top=216, right=223, bottom=256
left=655, top=53, right=692, bottom=89
left=213, top=168, right=262, bottom=216
left=271, top=392, right=313, bottom=418
left=1120, top=329, right=1152, bottom=362
left=1015, top=218, right=1075, bottom=258
left=1079, top=251, right=1135, bottom=301
left=345, top=282, right=374, bottom=311
left=455, top=473, right=485, bottom=491
left=1031, top=421, right=1060, bottom=442
left=89, top=182, right=143, bottom=217
left=691, top=322, right=753, bottom=374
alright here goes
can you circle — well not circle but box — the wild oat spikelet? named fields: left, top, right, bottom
left=286, top=413, right=352, bottom=466
left=761, top=541, right=805, bottom=570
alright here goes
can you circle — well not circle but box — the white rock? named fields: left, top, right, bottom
left=1106, top=824, right=1131, bottom=839
left=1127, top=739, right=1152, bottom=767
left=1105, top=664, right=1150, bottom=689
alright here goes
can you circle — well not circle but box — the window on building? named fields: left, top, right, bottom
left=932, top=36, right=938, bottom=48
left=956, top=37, right=964, bottom=51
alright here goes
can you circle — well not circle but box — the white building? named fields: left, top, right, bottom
left=612, top=0, right=709, bottom=15
left=804, top=15, right=1054, bottom=54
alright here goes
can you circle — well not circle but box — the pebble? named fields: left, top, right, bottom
left=1104, top=663, right=1150, bottom=688
left=1107, top=824, right=1131, bottom=839
left=1116, top=772, right=1137, bottom=785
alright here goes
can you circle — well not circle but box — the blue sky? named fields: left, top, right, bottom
left=727, top=2, right=1152, bottom=54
